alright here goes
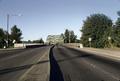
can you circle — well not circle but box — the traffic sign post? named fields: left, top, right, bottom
left=88, top=37, right=92, bottom=48
left=108, top=36, right=112, bottom=48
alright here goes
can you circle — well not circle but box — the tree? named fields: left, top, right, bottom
left=33, top=38, right=44, bottom=43
left=10, top=25, right=22, bottom=43
left=0, top=28, right=5, bottom=39
left=61, top=33, right=65, bottom=43
left=70, top=30, right=77, bottom=43
left=64, top=29, right=70, bottom=43
left=117, top=11, right=120, bottom=16
left=27, top=40, right=32, bottom=43
left=39, top=38, right=44, bottom=43
left=63, top=29, right=77, bottom=43
left=81, top=14, right=113, bottom=48
left=0, top=28, right=6, bottom=48
left=76, top=39, right=80, bottom=43
left=113, top=11, right=120, bottom=47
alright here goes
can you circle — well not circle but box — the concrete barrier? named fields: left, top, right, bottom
left=14, top=43, right=25, bottom=48
left=63, top=43, right=83, bottom=48
left=14, top=43, right=45, bottom=48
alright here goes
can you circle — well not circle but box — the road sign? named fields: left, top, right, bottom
left=89, top=37, right=92, bottom=41
left=108, top=36, right=111, bottom=40
left=13, top=40, right=16, bottom=43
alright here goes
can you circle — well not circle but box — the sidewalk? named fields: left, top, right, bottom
left=18, top=48, right=50, bottom=81
left=69, top=46, right=120, bottom=61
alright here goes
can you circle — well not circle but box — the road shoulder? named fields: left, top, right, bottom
left=65, top=46, right=120, bottom=61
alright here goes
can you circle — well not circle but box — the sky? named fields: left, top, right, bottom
left=0, top=0, right=120, bottom=41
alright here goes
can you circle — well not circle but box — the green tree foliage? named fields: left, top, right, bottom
left=113, top=12, right=120, bottom=47
left=76, top=39, right=80, bottom=43
left=117, top=11, right=120, bottom=16
left=60, top=33, right=65, bottom=43
left=0, top=28, right=6, bottom=48
left=10, top=25, right=22, bottom=43
left=70, top=31, right=77, bottom=43
left=27, top=40, right=32, bottom=43
left=81, top=14, right=113, bottom=48
left=33, top=38, right=44, bottom=43
left=0, top=28, right=5, bottom=39
left=64, top=29, right=69, bottom=43
left=63, top=29, right=77, bottom=43
left=39, top=38, right=44, bottom=43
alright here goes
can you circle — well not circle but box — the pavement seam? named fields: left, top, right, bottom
left=17, top=49, right=50, bottom=81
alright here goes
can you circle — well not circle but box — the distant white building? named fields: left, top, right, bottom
left=46, top=35, right=64, bottom=44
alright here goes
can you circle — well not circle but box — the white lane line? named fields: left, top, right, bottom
left=17, top=50, right=49, bottom=81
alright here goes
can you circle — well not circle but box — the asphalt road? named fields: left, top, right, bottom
left=0, top=46, right=51, bottom=81
left=49, top=45, right=120, bottom=81
left=0, top=45, right=120, bottom=81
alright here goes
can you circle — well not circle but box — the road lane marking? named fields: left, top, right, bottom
left=17, top=49, right=49, bottom=81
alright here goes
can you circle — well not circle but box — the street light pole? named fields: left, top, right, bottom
left=69, top=31, right=70, bottom=43
left=6, top=14, right=10, bottom=48
left=6, top=14, right=22, bottom=48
